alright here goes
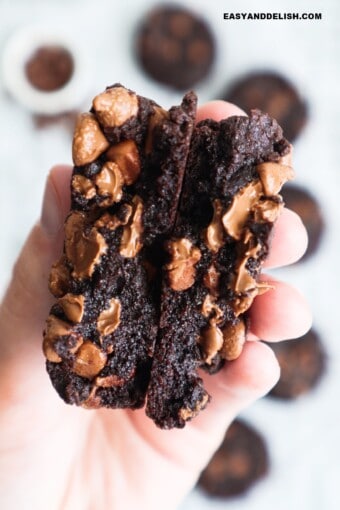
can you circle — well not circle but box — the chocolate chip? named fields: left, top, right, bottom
left=72, top=113, right=110, bottom=166
left=72, top=342, right=107, bottom=379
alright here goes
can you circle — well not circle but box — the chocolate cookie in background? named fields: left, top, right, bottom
left=33, top=110, right=80, bottom=133
left=268, top=329, right=327, bottom=400
left=220, top=71, right=308, bottom=142
left=197, top=419, right=269, bottom=498
left=135, top=4, right=215, bottom=90
left=281, top=184, right=325, bottom=261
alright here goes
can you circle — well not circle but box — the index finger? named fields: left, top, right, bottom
left=196, top=99, right=246, bottom=122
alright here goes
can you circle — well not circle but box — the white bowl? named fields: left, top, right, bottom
left=2, top=24, right=91, bottom=115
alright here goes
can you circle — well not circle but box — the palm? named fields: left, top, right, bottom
left=1, top=359, right=227, bottom=510
left=0, top=335, right=302, bottom=510
left=0, top=101, right=311, bottom=510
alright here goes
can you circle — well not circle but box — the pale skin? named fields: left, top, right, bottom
left=0, top=102, right=312, bottom=510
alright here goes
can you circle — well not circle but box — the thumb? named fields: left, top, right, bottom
left=0, top=165, right=72, bottom=366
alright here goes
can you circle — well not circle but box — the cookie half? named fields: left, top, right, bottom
left=44, top=84, right=197, bottom=409
left=146, top=111, right=293, bottom=428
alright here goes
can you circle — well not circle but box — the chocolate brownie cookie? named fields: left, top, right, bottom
left=221, top=71, right=308, bottom=142
left=44, top=84, right=197, bottom=409
left=146, top=111, right=293, bottom=428
left=135, top=5, right=215, bottom=90
left=281, top=184, right=324, bottom=260
left=44, top=84, right=294, bottom=428
left=268, top=329, right=326, bottom=399
left=197, top=419, right=269, bottom=497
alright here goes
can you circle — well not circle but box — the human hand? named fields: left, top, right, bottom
left=0, top=101, right=311, bottom=510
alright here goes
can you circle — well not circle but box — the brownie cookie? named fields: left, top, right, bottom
left=198, top=419, right=269, bottom=498
left=135, top=5, right=215, bottom=90
left=44, top=84, right=197, bottom=409
left=146, top=111, right=293, bottom=428
left=268, top=329, right=326, bottom=400
left=44, top=84, right=294, bottom=428
left=281, top=184, right=324, bottom=260
left=221, top=71, right=308, bottom=142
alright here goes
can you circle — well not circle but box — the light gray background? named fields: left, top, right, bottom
left=0, top=1, right=339, bottom=509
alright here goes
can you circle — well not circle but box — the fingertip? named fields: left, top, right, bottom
left=194, top=341, right=280, bottom=437
left=49, top=165, right=72, bottom=217
left=50, top=164, right=73, bottom=173
left=265, top=208, right=308, bottom=268
left=250, top=279, right=313, bottom=341
left=196, top=100, right=246, bottom=123
left=49, top=165, right=73, bottom=191
left=243, top=341, right=281, bottom=395
left=204, top=341, right=280, bottom=404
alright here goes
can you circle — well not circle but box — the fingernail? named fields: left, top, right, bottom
left=40, top=175, right=63, bottom=237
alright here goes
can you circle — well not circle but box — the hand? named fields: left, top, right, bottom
left=0, top=101, right=311, bottom=510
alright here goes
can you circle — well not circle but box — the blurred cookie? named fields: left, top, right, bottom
left=221, top=71, right=308, bottom=142
left=135, top=5, right=215, bottom=90
left=197, top=419, right=269, bottom=498
left=33, top=110, right=79, bottom=132
left=281, top=184, right=324, bottom=260
left=269, top=329, right=326, bottom=400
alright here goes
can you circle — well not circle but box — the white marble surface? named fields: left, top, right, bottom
left=0, top=0, right=339, bottom=509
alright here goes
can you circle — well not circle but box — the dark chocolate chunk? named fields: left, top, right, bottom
left=197, top=419, right=269, bottom=498
left=281, top=184, right=324, bottom=261
left=135, top=5, right=215, bottom=90
left=221, top=71, right=308, bottom=142
left=268, top=329, right=326, bottom=400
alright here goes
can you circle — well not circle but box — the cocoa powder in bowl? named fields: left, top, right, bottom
left=25, top=45, right=74, bottom=92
